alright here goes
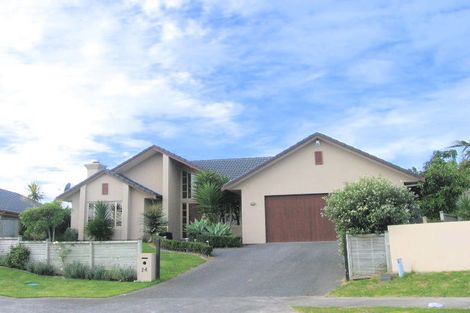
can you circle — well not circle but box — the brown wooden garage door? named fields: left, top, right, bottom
left=265, top=194, right=336, bottom=242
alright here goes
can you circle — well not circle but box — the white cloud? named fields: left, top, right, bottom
left=0, top=1, right=244, bottom=199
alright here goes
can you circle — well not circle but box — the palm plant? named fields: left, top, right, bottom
left=450, top=140, right=470, bottom=159
left=143, top=203, right=167, bottom=238
left=85, top=201, right=113, bottom=241
left=27, top=182, right=44, bottom=202
left=193, top=170, right=239, bottom=223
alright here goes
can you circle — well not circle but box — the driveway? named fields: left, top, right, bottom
left=134, top=241, right=344, bottom=298
left=0, top=242, right=345, bottom=313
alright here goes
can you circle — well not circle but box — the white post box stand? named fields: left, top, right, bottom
left=137, top=253, right=156, bottom=281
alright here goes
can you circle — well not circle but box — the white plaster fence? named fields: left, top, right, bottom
left=346, top=221, right=470, bottom=278
left=0, top=237, right=141, bottom=271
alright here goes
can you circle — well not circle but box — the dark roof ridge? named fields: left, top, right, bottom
left=191, top=156, right=272, bottom=162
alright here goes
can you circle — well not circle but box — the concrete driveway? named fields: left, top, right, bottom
left=134, top=241, right=345, bottom=298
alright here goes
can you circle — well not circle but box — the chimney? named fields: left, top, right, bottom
left=85, top=161, right=106, bottom=177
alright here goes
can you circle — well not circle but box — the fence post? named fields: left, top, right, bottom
left=384, top=232, right=391, bottom=272
left=137, top=240, right=142, bottom=255
left=344, top=234, right=351, bottom=281
left=89, top=242, right=94, bottom=269
left=45, top=240, right=50, bottom=265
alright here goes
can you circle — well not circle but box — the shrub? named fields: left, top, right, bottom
left=456, top=194, right=470, bottom=220
left=63, top=262, right=136, bottom=281
left=185, top=219, right=209, bottom=238
left=6, top=245, right=30, bottom=269
left=64, top=261, right=92, bottom=279
left=107, top=267, right=136, bottom=282
left=161, top=239, right=212, bottom=256
left=85, top=201, right=114, bottom=241
left=57, top=228, right=78, bottom=241
left=26, top=262, right=56, bottom=276
left=192, top=234, right=242, bottom=248
left=143, top=203, right=167, bottom=238
left=91, top=266, right=108, bottom=280
left=0, top=255, right=7, bottom=266
left=205, top=223, right=232, bottom=236
left=323, top=177, right=418, bottom=253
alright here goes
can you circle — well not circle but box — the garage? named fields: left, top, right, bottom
left=265, top=194, right=336, bottom=242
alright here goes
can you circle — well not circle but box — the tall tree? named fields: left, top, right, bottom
left=20, top=201, right=67, bottom=241
left=27, top=182, right=44, bottom=202
left=418, top=150, right=468, bottom=218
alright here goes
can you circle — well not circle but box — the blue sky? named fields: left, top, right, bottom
left=0, top=0, right=469, bottom=199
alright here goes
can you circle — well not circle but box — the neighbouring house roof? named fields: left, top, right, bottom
left=0, top=188, right=40, bottom=215
left=191, top=157, right=272, bottom=181
left=223, top=132, right=424, bottom=190
left=56, top=169, right=162, bottom=200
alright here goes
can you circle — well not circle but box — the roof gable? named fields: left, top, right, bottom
left=56, top=170, right=161, bottom=200
left=223, top=132, right=423, bottom=190
left=112, top=145, right=199, bottom=173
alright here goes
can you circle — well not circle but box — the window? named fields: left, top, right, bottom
left=182, top=203, right=188, bottom=238
left=87, top=201, right=122, bottom=227
left=182, top=170, right=192, bottom=199
left=315, top=151, right=323, bottom=165
left=102, top=183, right=108, bottom=195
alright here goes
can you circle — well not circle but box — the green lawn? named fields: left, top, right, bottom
left=0, top=247, right=205, bottom=298
left=330, top=272, right=470, bottom=297
left=294, top=308, right=470, bottom=313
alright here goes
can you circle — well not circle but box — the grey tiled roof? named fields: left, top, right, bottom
left=191, top=157, right=272, bottom=181
left=0, top=188, right=40, bottom=215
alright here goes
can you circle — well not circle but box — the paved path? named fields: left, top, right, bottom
left=2, top=296, right=470, bottom=313
left=135, top=242, right=345, bottom=298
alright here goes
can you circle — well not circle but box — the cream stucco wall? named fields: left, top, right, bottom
left=388, top=221, right=470, bottom=272
left=167, top=158, right=183, bottom=239
left=234, top=139, right=419, bottom=244
left=128, top=189, right=146, bottom=240
left=123, top=153, right=163, bottom=193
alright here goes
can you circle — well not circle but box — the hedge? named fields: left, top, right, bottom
left=190, top=235, right=242, bottom=248
left=161, top=239, right=213, bottom=256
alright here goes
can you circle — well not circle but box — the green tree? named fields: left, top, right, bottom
left=85, top=201, right=114, bottom=241
left=418, top=150, right=468, bottom=218
left=323, top=177, right=418, bottom=253
left=26, top=182, right=44, bottom=202
left=20, top=201, right=67, bottom=241
left=193, top=170, right=240, bottom=223
left=143, top=203, right=167, bottom=238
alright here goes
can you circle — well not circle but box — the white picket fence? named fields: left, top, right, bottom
left=0, top=237, right=141, bottom=271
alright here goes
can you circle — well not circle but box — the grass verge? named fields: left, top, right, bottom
left=0, top=249, right=205, bottom=298
left=294, top=307, right=470, bottom=313
left=330, top=272, right=470, bottom=297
